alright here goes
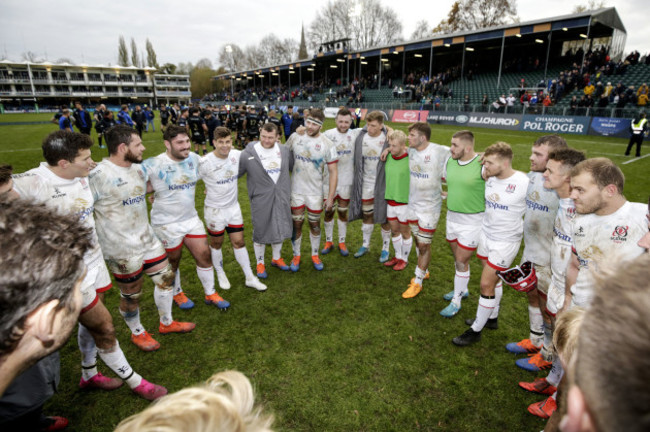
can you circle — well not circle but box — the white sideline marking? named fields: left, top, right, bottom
left=0, top=148, right=41, bottom=153
left=622, top=153, right=650, bottom=164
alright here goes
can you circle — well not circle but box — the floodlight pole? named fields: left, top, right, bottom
left=497, top=33, right=505, bottom=89
left=543, top=31, right=552, bottom=83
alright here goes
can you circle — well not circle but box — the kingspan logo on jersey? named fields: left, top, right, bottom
left=168, top=181, right=197, bottom=191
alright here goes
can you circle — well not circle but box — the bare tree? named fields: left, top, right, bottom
left=118, top=35, right=129, bottom=67
left=217, top=44, right=248, bottom=72
left=573, top=0, right=607, bottom=13
left=433, top=0, right=518, bottom=34
left=21, top=51, right=44, bottom=63
left=55, top=57, right=75, bottom=65
left=145, top=38, right=159, bottom=69
left=130, top=38, right=139, bottom=67
left=308, top=0, right=403, bottom=51
left=258, top=34, right=298, bottom=66
left=410, top=20, right=431, bottom=41
left=176, top=62, right=194, bottom=75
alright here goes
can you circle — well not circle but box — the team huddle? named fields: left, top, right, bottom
left=3, top=107, right=650, bottom=426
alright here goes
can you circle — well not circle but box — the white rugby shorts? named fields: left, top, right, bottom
left=291, top=193, right=323, bottom=214
left=153, top=215, right=207, bottom=250
left=477, top=231, right=521, bottom=271
left=446, top=219, right=481, bottom=250
left=387, top=203, right=409, bottom=224
left=204, top=203, right=244, bottom=235
left=80, top=257, right=112, bottom=313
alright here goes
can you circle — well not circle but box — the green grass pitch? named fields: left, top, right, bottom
left=1, top=113, right=648, bottom=431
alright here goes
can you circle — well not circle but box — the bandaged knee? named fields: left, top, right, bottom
left=148, top=264, right=175, bottom=290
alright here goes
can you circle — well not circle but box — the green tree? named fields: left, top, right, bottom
left=190, top=59, right=217, bottom=98
left=160, top=63, right=177, bottom=75
left=145, top=38, right=159, bottom=69
left=130, top=38, right=139, bottom=67
left=117, top=35, right=129, bottom=67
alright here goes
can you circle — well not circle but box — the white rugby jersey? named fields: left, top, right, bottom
left=199, top=150, right=241, bottom=208
left=285, top=133, right=338, bottom=196
left=323, top=128, right=359, bottom=187
left=571, top=201, right=647, bottom=306
left=254, top=142, right=282, bottom=184
left=12, top=162, right=102, bottom=264
left=522, top=172, right=559, bottom=266
left=89, top=159, right=156, bottom=259
left=550, top=198, right=575, bottom=291
left=142, top=152, right=200, bottom=225
left=483, top=171, right=530, bottom=242
left=361, top=132, right=386, bottom=188
left=408, top=143, right=450, bottom=210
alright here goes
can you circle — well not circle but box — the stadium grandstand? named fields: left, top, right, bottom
left=213, top=7, right=649, bottom=119
left=0, top=60, right=190, bottom=113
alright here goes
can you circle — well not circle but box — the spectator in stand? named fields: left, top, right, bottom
left=638, top=92, right=648, bottom=107
left=637, top=83, right=648, bottom=98
left=506, top=94, right=516, bottom=112
left=521, top=92, right=530, bottom=109
left=543, top=94, right=553, bottom=107
left=583, top=82, right=595, bottom=96
left=604, top=82, right=613, bottom=99
left=569, top=96, right=578, bottom=114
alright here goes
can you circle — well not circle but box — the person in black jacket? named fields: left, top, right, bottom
left=131, top=105, right=146, bottom=137
left=73, top=101, right=93, bottom=136
left=94, top=104, right=107, bottom=148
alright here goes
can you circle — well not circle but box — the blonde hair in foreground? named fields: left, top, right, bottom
left=114, top=371, right=274, bottom=432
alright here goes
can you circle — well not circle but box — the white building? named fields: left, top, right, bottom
left=0, top=60, right=191, bottom=111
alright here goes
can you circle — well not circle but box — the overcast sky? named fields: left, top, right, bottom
left=0, top=0, right=646, bottom=68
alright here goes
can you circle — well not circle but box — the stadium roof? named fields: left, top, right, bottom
left=0, top=59, right=157, bottom=71
left=215, top=7, right=626, bottom=80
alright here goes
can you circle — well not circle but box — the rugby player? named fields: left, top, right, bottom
left=187, top=107, right=208, bottom=155
left=143, top=124, right=231, bottom=310
left=563, top=158, right=647, bottom=311
left=453, top=142, right=529, bottom=346
left=519, top=148, right=585, bottom=418
left=506, top=136, right=567, bottom=372
left=284, top=108, right=338, bottom=271
left=12, top=131, right=166, bottom=399
left=239, top=123, right=293, bottom=279
left=382, top=129, right=411, bottom=271
left=321, top=108, right=361, bottom=256
left=90, top=125, right=195, bottom=352
left=402, top=122, right=450, bottom=299
left=440, top=130, right=485, bottom=316
left=349, top=111, right=392, bottom=262
left=199, top=127, right=267, bottom=291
